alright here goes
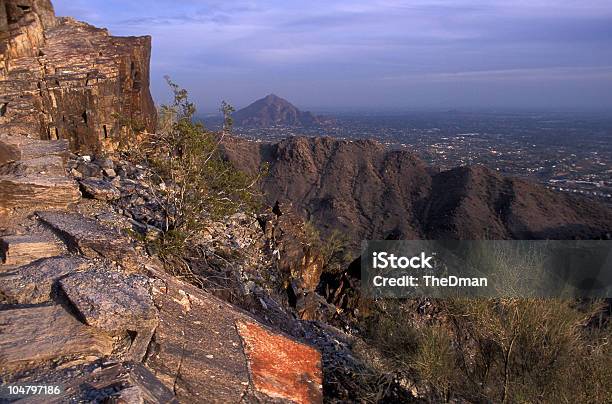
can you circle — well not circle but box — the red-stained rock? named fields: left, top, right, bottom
left=237, top=321, right=323, bottom=404
left=144, top=265, right=324, bottom=404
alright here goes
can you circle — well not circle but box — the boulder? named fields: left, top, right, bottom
left=36, top=210, right=141, bottom=271
left=59, top=267, right=158, bottom=361
left=144, top=266, right=323, bottom=403
left=0, top=155, right=67, bottom=176
left=0, top=175, right=81, bottom=211
left=237, top=320, right=323, bottom=404
left=0, top=134, right=70, bottom=166
left=0, top=256, right=90, bottom=304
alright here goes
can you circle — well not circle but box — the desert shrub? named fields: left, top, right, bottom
left=412, top=324, right=457, bottom=402
left=363, top=302, right=420, bottom=365
left=304, top=220, right=353, bottom=274
left=362, top=297, right=610, bottom=403
left=131, top=78, right=265, bottom=262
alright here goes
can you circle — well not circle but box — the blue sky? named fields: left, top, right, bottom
left=53, top=0, right=612, bottom=112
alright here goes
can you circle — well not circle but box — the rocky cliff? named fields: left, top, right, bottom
left=0, top=2, right=327, bottom=403
left=0, top=0, right=156, bottom=153
left=222, top=136, right=612, bottom=243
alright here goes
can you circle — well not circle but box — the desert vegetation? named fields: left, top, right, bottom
left=360, top=295, right=610, bottom=403
left=120, top=78, right=266, bottom=290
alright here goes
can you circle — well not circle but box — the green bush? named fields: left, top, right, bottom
left=134, top=78, right=265, bottom=261
left=362, top=298, right=611, bottom=403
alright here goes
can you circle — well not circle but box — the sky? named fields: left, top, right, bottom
left=53, top=0, right=612, bottom=112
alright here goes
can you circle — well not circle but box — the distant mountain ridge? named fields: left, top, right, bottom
left=232, top=94, right=324, bottom=127
left=221, top=136, right=612, bottom=244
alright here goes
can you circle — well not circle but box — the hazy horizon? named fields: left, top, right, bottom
left=54, top=0, right=612, bottom=112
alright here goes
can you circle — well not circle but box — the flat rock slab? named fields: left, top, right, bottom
left=146, top=272, right=252, bottom=403
left=145, top=267, right=322, bottom=404
left=15, top=362, right=178, bottom=404
left=59, top=267, right=158, bottom=361
left=0, top=233, right=63, bottom=267
left=79, top=178, right=121, bottom=201
left=0, top=256, right=90, bottom=304
left=0, top=155, right=67, bottom=176
left=237, top=321, right=323, bottom=404
left=0, top=134, right=70, bottom=166
left=0, top=175, right=81, bottom=211
left=0, top=305, right=113, bottom=373
left=36, top=210, right=140, bottom=271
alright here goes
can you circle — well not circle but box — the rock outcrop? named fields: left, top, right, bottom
left=0, top=206, right=324, bottom=402
left=0, top=134, right=80, bottom=215
left=0, top=0, right=156, bottom=153
left=0, top=233, right=62, bottom=266
left=0, top=305, right=114, bottom=373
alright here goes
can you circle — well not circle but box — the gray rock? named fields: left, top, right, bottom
left=0, top=256, right=90, bottom=304
left=79, top=178, right=121, bottom=201
left=59, top=267, right=158, bottom=361
left=45, top=362, right=178, bottom=404
left=95, top=157, right=114, bottom=170
left=76, top=161, right=101, bottom=178
left=36, top=211, right=141, bottom=272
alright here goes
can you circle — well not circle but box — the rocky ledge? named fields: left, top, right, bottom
left=0, top=0, right=156, bottom=154
left=0, top=158, right=324, bottom=403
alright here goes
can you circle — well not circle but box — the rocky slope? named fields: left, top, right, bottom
left=0, top=3, right=329, bottom=403
left=2, top=2, right=610, bottom=403
left=222, top=136, right=612, bottom=243
left=0, top=0, right=156, bottom=153
left=233, top=94, right=323, bottom=128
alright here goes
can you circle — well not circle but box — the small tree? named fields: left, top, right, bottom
left=140, top=77, right=265, bottom=260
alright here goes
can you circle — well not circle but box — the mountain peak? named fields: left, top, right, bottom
left=233, top=94, right=322, bottom=127
left=264, top=93, right=281, bottom=100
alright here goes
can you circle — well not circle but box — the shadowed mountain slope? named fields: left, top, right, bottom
left=222, top=136, right=612, bottom=242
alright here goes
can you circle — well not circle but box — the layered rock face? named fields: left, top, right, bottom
left=0, top=0, right=55, bottom=62
left=0, top=2, right=324, bottom=402
left=0, top=0, right=155, bottom=153
left=0, top=133, right=80, bottom=216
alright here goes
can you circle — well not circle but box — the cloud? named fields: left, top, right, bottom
left=380, top=66, right=612, bottom=82
left=52, top=0, right=612, bottom=109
